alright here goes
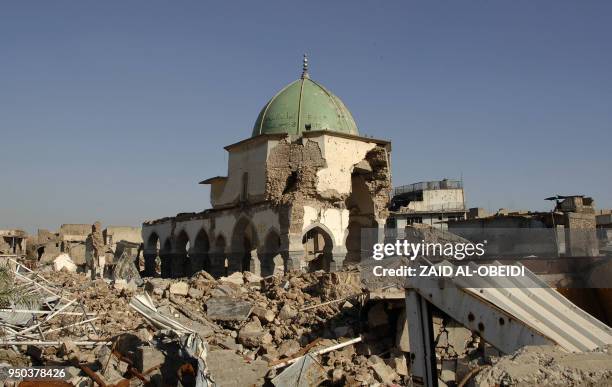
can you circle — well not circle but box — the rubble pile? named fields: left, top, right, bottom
left=3, top=256, right=612, bottom=386
left=0, top=263, right=413, bottom=386
left=474, top=344, right=612, bottom=387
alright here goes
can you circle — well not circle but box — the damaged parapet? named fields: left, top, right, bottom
left=142, top=60, right=392, bottom=279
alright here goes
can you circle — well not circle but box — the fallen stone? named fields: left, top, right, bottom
left=238, top=318, right=265, bottom=348
left=370, top=361, right=398, bottom=385
left=220, top=272, right=244, bottom=285
left=278, top=339, right=301, bottom=358
left=206, top=296, right=253, bottom=321
left=210, top=284, right=240, bottom=297
left=188, top=287, right=204, bottom=299
left=169, top=281, right=189, bottom=296
left=278, top=304, right=297, bottom=320
left=145, top=278, right=170, bottom=294
left=206, top=349, right=268, bottom=387
left=252, top=306, right=275, bottom=323
left=244, top=271, right=263, bottom=283
left=272, top=353, right=326, bottom=387
left=389, top=354, right=408, bottom=376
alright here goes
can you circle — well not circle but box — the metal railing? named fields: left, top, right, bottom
left=393, top=179, right=463, bottom=196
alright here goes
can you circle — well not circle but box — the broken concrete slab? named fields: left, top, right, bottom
left=207, top=348, right=268, bottom=387
left=370, top=360, right=398, bottom=385
left=272, top=354, right=326, bottom=387
left=169, top=281, right=189, bottom=296
left=219, top=272, right=244, bottom=285
left=252, top=305, right=275, bottom=323
left=205, top=296, right=252, bottom=321
left=238, top=317, right=265, bottom=348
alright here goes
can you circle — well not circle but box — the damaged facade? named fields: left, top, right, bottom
left=142, top=63, right=392, bottom=278
left=27, top=224, right=143, bottom=268
left=388, top=179, right=467, bottom=231
left=0, top=229, right=27, bottom=257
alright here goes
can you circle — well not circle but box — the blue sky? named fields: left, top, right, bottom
left=1, top=1, right=611, bottom=233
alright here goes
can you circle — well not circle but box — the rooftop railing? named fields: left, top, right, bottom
left=393, top=179, right=463, bottom=196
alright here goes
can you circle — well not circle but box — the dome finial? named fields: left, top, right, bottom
left=301, top=53, right=309, bottom=79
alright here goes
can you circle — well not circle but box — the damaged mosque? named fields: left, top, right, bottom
left=142, top=56, right=392, bottom=278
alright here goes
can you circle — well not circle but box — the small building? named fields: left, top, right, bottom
left=447, top=195, right=600, bottom=257
left=0, top=229, right=27, bottom=257
left=104, top=226, right=143, bottom=261
left=388, top=179, right=466, bottom=231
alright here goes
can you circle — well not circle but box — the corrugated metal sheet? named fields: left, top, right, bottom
left=436, top=260, right=612, bottom=352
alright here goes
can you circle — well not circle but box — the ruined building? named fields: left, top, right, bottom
left=142, top=58, right=392, bottom=278
left=388, top=178, right=466, bottom=231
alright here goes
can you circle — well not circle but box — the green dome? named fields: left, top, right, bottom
left=252, top=76, right=359, bottom=137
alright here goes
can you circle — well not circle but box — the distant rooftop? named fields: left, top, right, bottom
left=393, top=179, right=462, bottom=197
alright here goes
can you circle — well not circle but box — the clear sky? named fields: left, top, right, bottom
left=1, top=1, right=611, bottom=233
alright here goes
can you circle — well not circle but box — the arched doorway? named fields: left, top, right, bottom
left=192, top=229, right=210, bottom=274
left=302, top=226, right=333, bottom=272
left=174, top=230, right=190, bottom=277
left=213, top=235, right=227, bottom=277
left=231, top=218, right=260, bottom=275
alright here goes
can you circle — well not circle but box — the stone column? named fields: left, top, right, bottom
left=280, top=233, right=305, bottom=273
left=283, top=250, right=304, bottom=272
left=248, top=249, right=261, bottom=276
left=330, top=246, right=347, bottom=272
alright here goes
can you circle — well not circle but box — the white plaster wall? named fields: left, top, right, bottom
left=174, top=219, right=211, bottom=247
left=408, top=189, right=465, bottom=212
left=251, top=208, right=281, bottom=239
left=302, top=205, right=349, bottom=247
left=105, top=226, right=142, bottom=245
left=212, top=213, right=236, bottom=244
left=142, top=222, right=173, bottom=252
left=212, top=140, right=269, bottom=207
left=311, top=135, right=377, bottom=195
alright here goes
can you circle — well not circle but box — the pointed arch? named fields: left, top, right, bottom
left=192, top=228, right=211, bottom=273
left=231, top=217, right=261, bottom=274
left=302, top=225, right=334, bottom=272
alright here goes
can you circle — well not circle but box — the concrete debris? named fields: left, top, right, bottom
left=205, top=296, right=253, bottom=321
left=272, top=353, right=326, bottom=387
left=169, top=281, right=189, bottom=296
left=3, top=255, right=612, bottom=387
left=474, top=345, right=612, bottom=387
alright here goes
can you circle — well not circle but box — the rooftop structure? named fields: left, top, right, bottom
left=388, top=178, right=466, bottom=230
